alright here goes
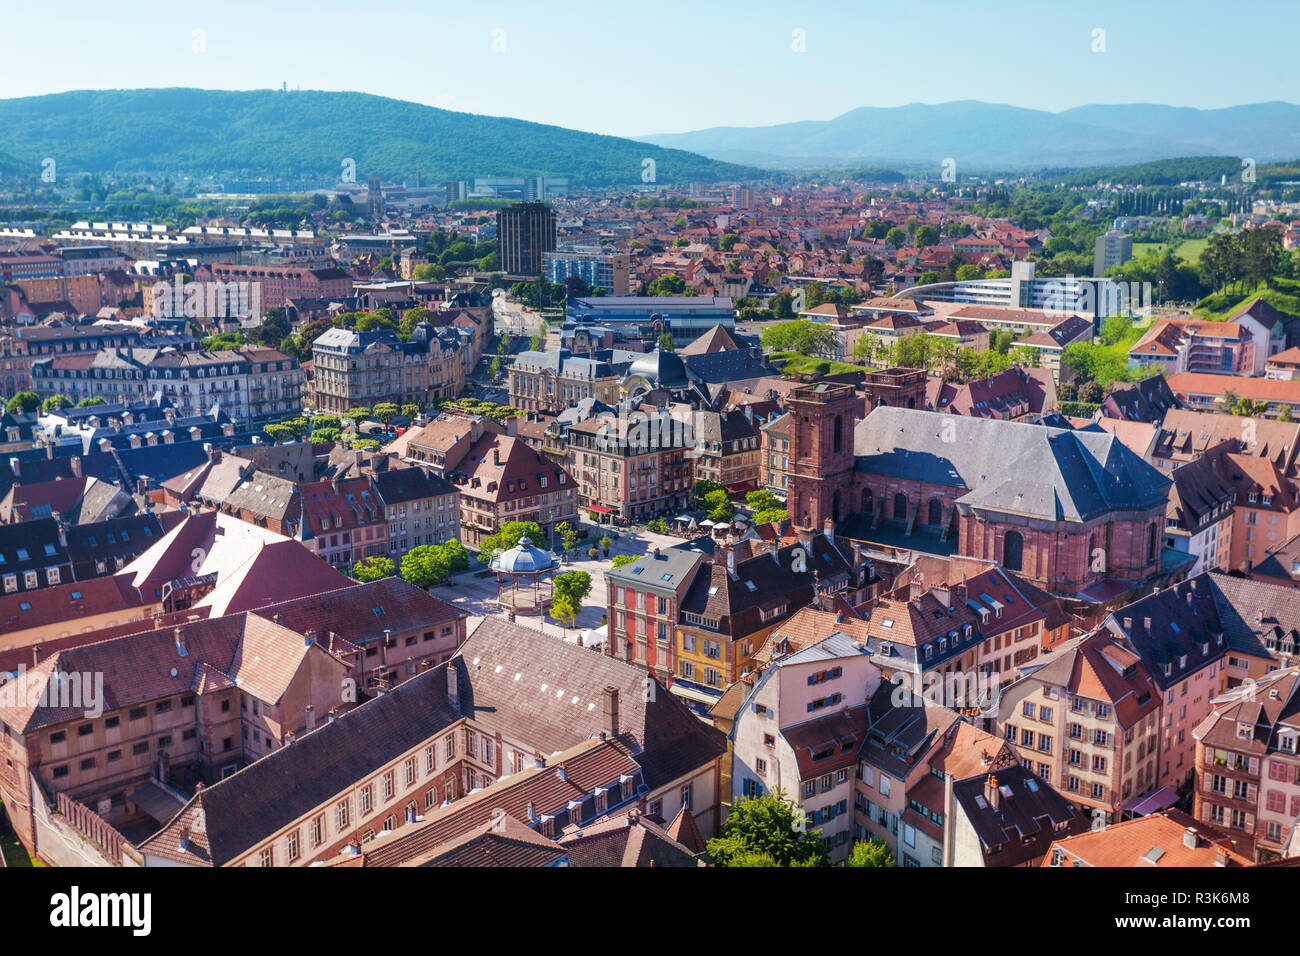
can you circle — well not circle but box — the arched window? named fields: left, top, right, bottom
left=833, top=415, right=843, bottom=454
left=928, top=498, right=943, bottom=527
left=1004, top=531, right=1024, bottom=571
left=1147, top=523, right=1157, bottom=563
left=894, top=493, right=908, bottom=521
left=861, top=487, right=873, bottom=516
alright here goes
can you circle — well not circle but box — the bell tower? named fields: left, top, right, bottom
left=786, top=382, right=858, bottom=531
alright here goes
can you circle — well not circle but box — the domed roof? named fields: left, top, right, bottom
left=627, top=346, right=687, bottom=387
left=489, top=535, right=555, bottom=574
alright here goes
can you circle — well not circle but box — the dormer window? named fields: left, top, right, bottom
left=1237, top=722, right=1253, bottom=740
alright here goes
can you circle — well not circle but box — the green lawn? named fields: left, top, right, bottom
left=1194, top=277, right=1300, bottom=321
left=0, top=799, right=39, bottom=867
left=770, top=352, right=863, bottom=377
left=1130, top=237, right=1207, bottom=262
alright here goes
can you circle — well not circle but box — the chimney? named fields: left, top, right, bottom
left=447, top=658, right=461, bottom=713
left=272, top=613, right=282, bottom=626
left=305, top=705, right=315, bottom=731
left=493, top=447, right=501, bottom=467
left=984, top=774, right=999, bottom=810
left=1144, top=616, right=1152, bottom=631
left=6, top=457, right=17, bottom=479
left=179, top=825, right=191, bottom=853
left=823, top=516, right=834, bottom=545
left=556, top=764, right=569, bottom=782
left=1214, top=847, right=1227, bottom=867
left=603, top=686, right=620, bottom=737
left=304, top=628, right=317, bottom=647
left=726, top=548, right=736, bottom=576
left=190, top=426, right=202, bottom=442
left=1183, top=827, right=1198, bottom=849
left=173, top=628, right=187, bottom=658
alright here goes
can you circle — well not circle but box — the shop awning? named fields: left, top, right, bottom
left=586, top=505, right=613, bottom=514
left=1122, top=785, right=1179, bottom=816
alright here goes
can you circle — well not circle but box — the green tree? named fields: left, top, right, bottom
left=752, top=507, right=788, bottom=524
left=760, top=320, right=836, bottom=357
left=476, top=521, right=544, bottom=562
left=556, top=520, right=581, bottom=562
left=769, top=291, right=796, bottom=319
left=401, top=403, right=420, bottom=419
left=885, top=227, right=906, bottom=248
left=599, top=534, right=612, bottom=557
left=648, top=274, right=687, bottom=296
left=707, top=790, right=830, bottom=867
left=719, top=233, right=739, bottom=251
left=343, top=406, right=372, bottom=423
left=76, top=397, right=107, bottom=408
left=401, top=545, right=450, bottom=589
left=610, top=553, right=638, bottom=569
left=554, top=569, right=592, bottom=609
left=263, top=423, right=294, bottom=442
left=846, top=839, right=896, bottom=867
left=351, top=555, right=395, bottom=582
left=373, top=402, right=399, bottom=424
left=309, top=428, right=341, bottom=443
left=704, top=489, right=735, bottom=523
left=41, top=394, right=73, bottom=413
left=914, top=224, right=940, bottom=247
left=658, top=332, right=675, bottom=352
left=550, top=593, right=580, bottom=633
left=5, top=391, right=40, bottom=414
left=746, top=489, right=783, bottom=512
left=694, top=479, right=726, bottom=504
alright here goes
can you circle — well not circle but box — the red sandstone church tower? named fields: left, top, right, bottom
left=787, top=382, right=858, bottom=530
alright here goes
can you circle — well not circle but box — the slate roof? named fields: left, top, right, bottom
left=952, top=764, right=1086, bottom=866
left=853, top=406, right=1170, bottom=522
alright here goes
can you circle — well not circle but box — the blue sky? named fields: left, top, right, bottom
left=1, top=0, right=1295, bottom=138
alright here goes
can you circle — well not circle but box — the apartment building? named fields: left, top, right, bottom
left=453, top=434, right=576, bottom=550
left=371, top=465, right=459, bottom=559
left=297, top=476, right=386, bottom=568
left=565, top=405, right=693, bottom=522
left=543, top=248, right=630, bottom=295
left=32, top=347, right=301, bottom=424
left=605, top=546, right=705, bottom=691
left=729, top=631, right=885, bottom=864
left=310, top=326, right=464, bottom=414
left=683, top=407, right=761, bottom=491
left=1192, top=668, right=1300, bottom=861
left=508, top=348, right=628, bottom=414
left=195, top=263, right=352, bottom=305
left=1151, top=409, right=1300, bottom=478
left=759, top=411, right=792, bottom=497
left=1103, top=580, right=1230, bottom=791
left=674, top=534, right=867, bottom=705
left=996, top=633, right=1161, bottom=825
left=1164, top=455, right=1236, bottom=576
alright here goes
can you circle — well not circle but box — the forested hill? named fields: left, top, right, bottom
left=0, top=88, right=762, bottom=187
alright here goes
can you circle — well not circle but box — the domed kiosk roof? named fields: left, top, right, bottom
left=489, top=535, right=556, bottom=574
left=627, top=346, right=687, bottom=388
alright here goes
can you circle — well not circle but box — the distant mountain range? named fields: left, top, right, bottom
left=639, top=101, right=1300, bottom=171
left=0, top=88, right=761, bottom=187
